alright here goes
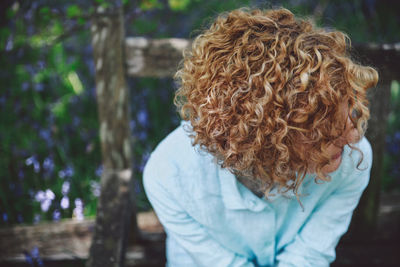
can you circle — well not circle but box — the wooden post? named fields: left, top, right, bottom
left=346, top=43, right=399, bottom=240
left=87, top=1, right=136, bottom=266
left=349, top=81, right=392, bottom=237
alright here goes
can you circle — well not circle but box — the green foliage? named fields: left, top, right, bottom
left=66, top=5, right=82, bottom=18
left=132, top=18, right=159, bottom=35
left=168, top=0, right=191, bottom=11
left=139, top=0, right=163, bottom=10
left=1, top=0, right=399, bottom=227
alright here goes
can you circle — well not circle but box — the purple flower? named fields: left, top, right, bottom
left=31, top=246, right=39, bottom=259
left=58, top=170, right=66, bottom=179
left=35, top=189, right=55, bottom=212
left=61, top=181, right=70, bottom=195
left=2, top=213, right=8, bottom=222
left=24, top=252, right=33, bottom=265
left=59, top=166, right=74, bottom=178
left=24, top=9, right=33, bottom=21
left=40, top=199, right=51, bottom=212
left=137, top=108, right=149, bottom=126
left=33, top=161, right=40, bottom=173
left=0, top=96, right=6, bottom=106
left=34, top=190, right=46, bottom=202
left=25, top=64, right=35, bottom=75
left=395, top=131, right=400, bottom=141
left=17, top=214, right=23, bottom=223
left=22, top=82, right=29, bottom=91
left=25, top=156, right=36, bottom=166
left=27, top=156, right=41, bottom=173
left=134, top=180, right=142, bottom=194
left=37, top=60, right=45, bottom=70
left=34, top=83, right=44, bottom=92
left=5, top=37, right=13, bottom=51
left=137, top=131, right=148, bottom=141
left=138, top=152, right=150, bottom=172
left=60, top=196, right=69, bottom=209
left=43, top=157, right=54, bottom=172
left=33, top=214, right=41, bottom=224
left=75, top=198, right=83, bottom=208
left=39, top=129, right=51, bottom=142
left=53, top=209, right=61, bottom=221
left=18, top=170, right=24, bottom=179
left=64, top=166, right=74, bottom=177
left=90, top=181, right=101, bottom=197
left=30, top=246, right=43, bottom=267
left=45, top=189, right=55, bottom=200
left=73, top=198, right=84, bottom=221
left=95, top=165, right=103, bottom=177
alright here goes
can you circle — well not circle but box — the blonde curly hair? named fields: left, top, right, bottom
left=174, top=8, right=378, bottom=195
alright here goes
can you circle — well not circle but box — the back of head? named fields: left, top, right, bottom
left=174, top=8, right=378, bottom=194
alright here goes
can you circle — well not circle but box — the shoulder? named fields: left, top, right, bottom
left=143, top=121, right=220, bottom=199
left=335, top=136, right=373, bottom=191
left=343, top=136, right=372, bottom=171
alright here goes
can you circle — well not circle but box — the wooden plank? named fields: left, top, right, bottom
left=125, top=37, right=190, bottom=77
left=124, top=38, right=400, bottom=80
left=0, top=211, right=163, bottom=262
left=0, top=197, right=398, bottom=266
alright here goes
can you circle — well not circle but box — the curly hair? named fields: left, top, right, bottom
left=174, top=8, right=378, bottom=195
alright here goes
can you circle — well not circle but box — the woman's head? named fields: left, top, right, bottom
left=174, top=8, right=378, bottom=193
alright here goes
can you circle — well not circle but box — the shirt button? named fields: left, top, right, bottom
left=248, top=200, right=256, bottom=208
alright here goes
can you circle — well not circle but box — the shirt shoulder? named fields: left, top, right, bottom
left=341, top=136, right=372, bottom=173
left=143, top=121, right=221, bottom=200
left=332, top=136, right=372, bottom=191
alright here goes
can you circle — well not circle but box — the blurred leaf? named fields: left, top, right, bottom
left=77, top=17, right=86, bottom=25
left=39, top=7, right=50, bottom=16
left=33, top=72, right=47, bottom=84
left=33, top=93, right=44, bottom=110
left=133, top=18, right=158, bottom=34
left=168, top=0, right=191, bottom=11
left=0, top=27, right=11, bottom=50
left=52, top=94, right=72, bottom=119
left=139, top=0, right=163, bottom=10
left=66, top=5, right=82, bottom=18
left=391, top=80, right=399, bottom=101
left=6, top=7, right=17, bottom=19
left=52, top=21, right=64, bottom=36
left=39, top=7, right=51, bottom=23
left=67, top=72, right=84, bottom=95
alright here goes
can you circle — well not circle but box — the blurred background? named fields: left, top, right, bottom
left=0, top=0, right=399, bottom=266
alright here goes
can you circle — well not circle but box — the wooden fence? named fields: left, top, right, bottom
left=1, top=2, right=399, bottom=267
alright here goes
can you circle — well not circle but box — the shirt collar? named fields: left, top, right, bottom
left=218, top=167, right=269, bottom=212
left=218, top=166, right=317, bottom=211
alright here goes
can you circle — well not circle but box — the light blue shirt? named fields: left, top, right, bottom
left=143, top=121, right=372, bottom=267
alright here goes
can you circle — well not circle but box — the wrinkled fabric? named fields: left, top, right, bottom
left=144, top=121, right=372, bottom=267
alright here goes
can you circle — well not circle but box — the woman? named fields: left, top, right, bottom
left=144, top=8, right=378, bottom=267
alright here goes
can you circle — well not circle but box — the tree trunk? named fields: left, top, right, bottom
left=87, top=1, right=136, bottom=267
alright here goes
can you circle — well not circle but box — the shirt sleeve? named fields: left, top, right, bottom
left=143, top=154, right=255, bottom=267
left=275, top=138, right=373, bottom=267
